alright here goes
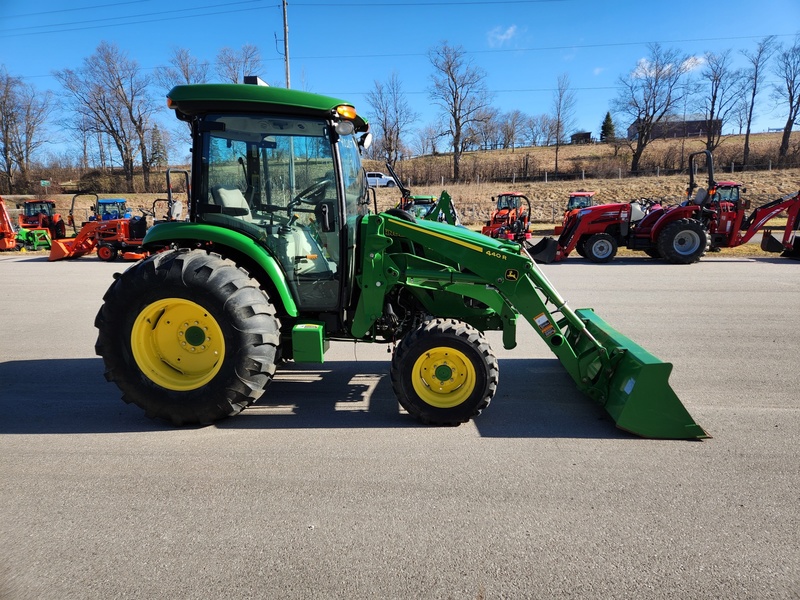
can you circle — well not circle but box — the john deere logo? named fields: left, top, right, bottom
left=505, top=269, right=519, bottom=281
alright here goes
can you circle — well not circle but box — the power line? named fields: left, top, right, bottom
left=0, top=1, right=277, bottom=37
left=2, top=0, right=155, bottom=19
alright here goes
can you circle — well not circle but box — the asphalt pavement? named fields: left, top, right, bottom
left=1, top=251, right=798, bottom=599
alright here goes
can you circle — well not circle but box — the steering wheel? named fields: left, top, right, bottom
left=291, top=179, right=331, bottom=209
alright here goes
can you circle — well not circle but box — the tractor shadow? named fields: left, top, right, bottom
left=0, top=357, right=624, bottom=439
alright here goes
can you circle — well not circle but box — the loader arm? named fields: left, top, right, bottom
left=354, top=213, right=708, bottom=439
left=739, top=190, right=800, bottom=251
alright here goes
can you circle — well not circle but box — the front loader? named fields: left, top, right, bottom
left=94, top=82, right=707, bottom=439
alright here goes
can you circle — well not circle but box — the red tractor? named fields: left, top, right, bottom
left=530, top=150, right=800, bottom=264
left=18, top=199, right=67, bottom=239
left=481, top=192, right=532, bottom=244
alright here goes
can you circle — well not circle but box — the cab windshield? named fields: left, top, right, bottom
left=24, top=202, right=54, bottom=217
left=197, top=113, right=364, bottom=311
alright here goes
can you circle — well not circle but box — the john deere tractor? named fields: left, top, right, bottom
left=95, top=81, right=707, bottom=439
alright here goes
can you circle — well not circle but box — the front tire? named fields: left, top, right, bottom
left=97, top=243, right=118, bottom=261
left=390, top=319, right=498, bottom=425
left=585, top=233, right=617, bottom=263
left=95, top=249, right=281, bottom=425
left=657, top=218, right=707, bottom=264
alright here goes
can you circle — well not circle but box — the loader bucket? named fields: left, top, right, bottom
left=572, top=308, right=709, bottom=439
left=48, top=238, right=75, bottom=261
left=48, top=238, right=95, bottom=261
left=526, top=237, right=559, bottom=263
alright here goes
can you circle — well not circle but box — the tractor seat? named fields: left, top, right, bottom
left=693, top=188, right=709, bottom=207
left=210, top=185, right=254, bottom=222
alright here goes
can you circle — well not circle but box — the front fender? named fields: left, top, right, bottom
left=143, top=222, right=298, bottom=317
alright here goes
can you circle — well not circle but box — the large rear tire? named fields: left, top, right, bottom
left=390, top=319, right=498, bottom=425
left=657, top=218, right=707, bottom=264
left=95, top=248, right=281, bottom=425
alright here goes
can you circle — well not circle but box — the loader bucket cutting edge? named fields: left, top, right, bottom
left=574, top=308, right=709, bottom=439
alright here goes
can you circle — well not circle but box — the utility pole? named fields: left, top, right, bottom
left=282, top=0, right=290, bottom=88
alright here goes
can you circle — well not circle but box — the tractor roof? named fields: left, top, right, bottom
left=98, top=198, right=127, bottom=204
left=167, top=84, right=368, bottom=132
left=569, top=191, right=596, bottom=197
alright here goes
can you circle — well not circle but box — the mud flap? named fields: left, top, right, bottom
left=572, top=308, right=709, bottom=439
left=525, top=237, right=560, bottom=264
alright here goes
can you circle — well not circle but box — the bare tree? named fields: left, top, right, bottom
left=773, top=35, right=800, bottom=163
left=552, top=73, right=576, bottom=173
left=523, top=114, right=553, bottom=147
left=413, top=122, right=442, bottom=156
left=741, top=36, right=777, bottom=166
left=365, top=72, right=418, bottom=167
left=216, top=45, right=263, bottom=84
left=428, top=41, right=492, bottom=180
left=467, top=107, right=500, bottom=150
left=500, top=109, right=526, bottom=150
left=55, top=42, right=156, bottom=192
left=0, top=68, right=53, bottom=193
left=156, top=47, right=210, bottom=90
left=697, top=50, right=743, bottom=153
left=613, top=43, right=693, bottom=173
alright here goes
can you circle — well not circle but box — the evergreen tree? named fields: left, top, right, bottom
left=149, top=125, right=168, bottom=170
left=600, top=112, right=616, bottom=142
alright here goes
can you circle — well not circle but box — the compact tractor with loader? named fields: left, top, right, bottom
left=1, top=196, right=51, bottom=251
left=531, top=150, right=800, bottom=264
left=554, top=191, right=598, bottom=235
left=94, top=82, right=707, bottom=439
left=385, top=162, right=461, bottom=226
left=18, top=199, right=67, bottom=240
left=481, top=192, right=532, bottom=244
left=52, top=183, right=186, bottom=261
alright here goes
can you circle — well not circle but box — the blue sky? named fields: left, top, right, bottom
left=1, top=0, right=798, bottom=157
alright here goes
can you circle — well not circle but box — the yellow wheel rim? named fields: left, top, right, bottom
left=131, top=298, right=225, bottom=391
left=410, top=346, right=477, bottom=409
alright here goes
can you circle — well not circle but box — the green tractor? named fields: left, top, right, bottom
left=95, top=81, right=707, bottom=439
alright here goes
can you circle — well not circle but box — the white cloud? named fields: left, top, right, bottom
left=682, top=55, right=705, bottom=72
left=487, top=25, right=518, bottom=48
left=593, top=67, right=605, bottom=76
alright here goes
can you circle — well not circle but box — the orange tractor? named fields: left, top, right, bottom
left=50, top=172, right=187, bottom=262
left=481, top=192, right=532, bottom=244
left=18, top=199, right=67, bottom=239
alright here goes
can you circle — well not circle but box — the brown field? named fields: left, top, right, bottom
left=8, top=132, right=798, bottom=258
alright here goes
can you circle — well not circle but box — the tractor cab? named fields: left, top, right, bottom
left=482, top=192, right=531, bottom=242
left=94, top=199, right=132, bottom=221
left=157, top=83, right=370, bottom=318
left=18, top=199, right=66, bottom=239
left=21, top=200, right=55, bottom=221
left=566, top=191, right=596, bottom=211
left=398, top=195, right=438, bottom=220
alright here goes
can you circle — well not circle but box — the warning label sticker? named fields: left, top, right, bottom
left=534, top=312, right=556, bottom=337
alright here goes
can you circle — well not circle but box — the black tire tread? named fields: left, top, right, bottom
left=95, top=248, right=280, bottom=425
left=390, top=318, right=498, bottom=425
